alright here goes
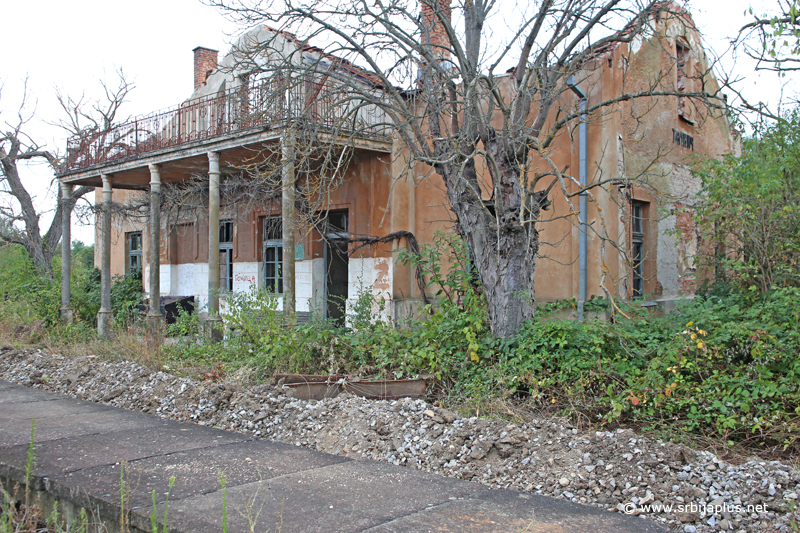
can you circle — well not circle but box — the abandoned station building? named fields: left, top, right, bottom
left=57, top=4, right=739, bottom=331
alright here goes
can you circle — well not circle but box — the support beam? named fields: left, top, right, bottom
left=59, top=182, right=74, bottom=323
left=97, top=175, right=113, bottom=338
left=281, top=129, right=296, bottom=325
left=206, top=151, right=223, bottom=341
left=147, top=164, right=163, bottom=340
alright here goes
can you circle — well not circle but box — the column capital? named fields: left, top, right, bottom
left=148, top=164, right=162, bottom=192
left=59, top=181, right=73, bottom=197
left=208, top=151, right=220, bottom=167
left=101, top=174, right=112, bottom=193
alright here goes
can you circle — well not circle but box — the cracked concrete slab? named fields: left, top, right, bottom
left=56, top=439, right=351, bottom=509
left=152, top=459, right=488, bottom=533
left=0, top=422, right=249, bottom=480
left=0, top=407, right=164, bottom=449
left=0, top=380, right=666, bottom=533
left=1, top=397, right=115, bottom=420
left=362, top=485, right=667, bottom=533
left=0, top=382, right=70, bottom=403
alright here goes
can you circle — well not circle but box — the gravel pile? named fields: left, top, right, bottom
left=1, top=346, right=799, bottom=532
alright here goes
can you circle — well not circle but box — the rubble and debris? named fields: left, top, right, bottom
left=1, top=347, right=798, bottom=533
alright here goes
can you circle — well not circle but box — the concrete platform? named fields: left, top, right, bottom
left=0, top=380, right=666, bottom=532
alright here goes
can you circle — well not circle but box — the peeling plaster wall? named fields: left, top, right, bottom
left=100, top=7, right=739, bottom=323
left=347, top=257, right=393, bottom=322
left=657, top=211, right=680, bottom=297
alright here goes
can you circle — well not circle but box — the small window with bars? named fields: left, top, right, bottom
left=263, top=217, right=283, bottom=293
left=127, top=232, right=142, bottom=274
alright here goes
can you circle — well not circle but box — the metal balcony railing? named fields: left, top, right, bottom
left=63, top=77, right=392, bottom=172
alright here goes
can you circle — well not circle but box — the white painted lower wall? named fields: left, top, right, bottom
left=347, top=256, right=393, bottom=322
left=158, top=264, right=179, bottom=295
left=149, top=259, right=326, bottom=315
left=232, top=262, right=259, bottom=293
left=296, top=258, right=325, bottom=313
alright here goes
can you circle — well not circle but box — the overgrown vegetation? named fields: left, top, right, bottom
left=3, top=109, right=800, bottom=459
left=156, top=227, right=800, bottom=456
left=693, top=109, right=800, bottom=293
left=0, top=241, right=143, bottom=352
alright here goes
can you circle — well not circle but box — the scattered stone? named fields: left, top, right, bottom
left=1, top=346, right=799, bottom=533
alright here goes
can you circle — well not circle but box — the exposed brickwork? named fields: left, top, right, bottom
left=674, top=203, right=698, bottom=295
left=421, top=0, right=451, bottom=57
left=193, top=47, right=219, bottom=91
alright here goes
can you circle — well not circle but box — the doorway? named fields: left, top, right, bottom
left=324, top=211, right=349, bottom=325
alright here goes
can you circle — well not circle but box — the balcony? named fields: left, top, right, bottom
left=60, top=76, right=392, bottom=177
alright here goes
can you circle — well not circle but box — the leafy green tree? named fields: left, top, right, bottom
left=70, top=241, right=95, bottom=272
left=693, top=108, right=800, bottom=292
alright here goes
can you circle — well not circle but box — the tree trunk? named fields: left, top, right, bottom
left=437, top=151, right=538, bottom=339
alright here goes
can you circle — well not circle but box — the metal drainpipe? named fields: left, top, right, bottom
left=567, top=75, right=588, bottom=322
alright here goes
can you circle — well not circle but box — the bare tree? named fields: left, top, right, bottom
left=712, top=1, right=800, bottom=121
left=739, top=1, right=800, bottom=73
left=208, top=0, right=726, bottom=338
left=0, top=73, right=132, bottom=276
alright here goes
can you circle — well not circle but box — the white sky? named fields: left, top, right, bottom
left=0, top=0, right=793, bottom=246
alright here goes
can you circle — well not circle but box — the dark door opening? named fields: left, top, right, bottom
left=325, top=211, right=349, bottom=326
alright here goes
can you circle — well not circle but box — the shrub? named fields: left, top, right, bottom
left=693, top=109, right=800, bottom=292
left=111, top=270, right=143, bottom=327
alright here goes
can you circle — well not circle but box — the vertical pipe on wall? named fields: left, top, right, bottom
left=568, top=76, right=588, bottom=322
left=59, top=182, right=74, bottom=323
left=147, top=164, right=163, bottom=339
left=97, top=174, right=114, bottom=338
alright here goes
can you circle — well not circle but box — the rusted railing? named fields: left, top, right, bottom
left=64, top=77, right=391, bottom=172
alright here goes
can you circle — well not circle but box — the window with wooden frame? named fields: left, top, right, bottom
left=126, top=232, right=142, bottom=274
left=631, top=202, right=646, bottom=298
left=219, top=221, right=234, bottom=292
left=263, top=217, right=283, bottom=294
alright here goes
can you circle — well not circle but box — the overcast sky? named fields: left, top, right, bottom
left=0, top=0, right=791, bottom=245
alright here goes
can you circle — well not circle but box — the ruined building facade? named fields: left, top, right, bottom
left=57, top=7, right=739, bottom=329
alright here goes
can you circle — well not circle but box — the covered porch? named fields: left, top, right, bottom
left=56, top=79, right=392, bottom=340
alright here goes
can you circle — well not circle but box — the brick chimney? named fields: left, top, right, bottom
left=193, top=47, right=219, bottom=91
left=421, top=0, right=451, bottom=57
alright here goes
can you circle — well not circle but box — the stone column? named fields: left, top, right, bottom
left=281, top=128, right=296, bottom=324
left=147, top=164, right=163, bottom=340
left=97, top=174, right=114, bottom=338
left=206, top=152, right=223, bottom=341
left=59, top=182, right=74, bottom=323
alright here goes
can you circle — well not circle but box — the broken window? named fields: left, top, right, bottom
left=219, top=221, right=233, bottom=292
left=263, top=217, right=283, bottom=293
left=676, top=43, right=688, bottom=119
left=325, top=211, right=348, bottom=239
left=126, top=232, right=142, bottom=274
left=631, top=202, right=646, bottom=298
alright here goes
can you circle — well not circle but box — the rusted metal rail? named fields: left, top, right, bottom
left=64, top=77, right=391, bottom=172
left=274, top=373, right=427, bottom=401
